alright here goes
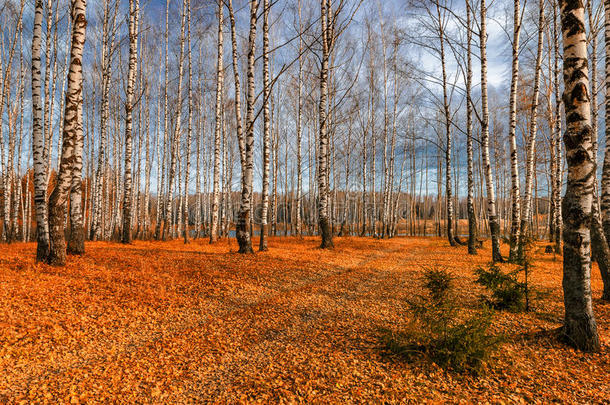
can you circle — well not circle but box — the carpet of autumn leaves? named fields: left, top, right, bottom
left=0, top=236, right=609, bottom=403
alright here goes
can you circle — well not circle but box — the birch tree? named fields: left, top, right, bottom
left=31, top=0, right=50, bottom=261
left=507, top=0, right=523, bottom=262
left=431, top=1, right=458, bottom=246
left=47, top=0, right=87, bottom=266
left=479, top=0, right=502, bottom=262
left=259, top=0, right=271, bottom=251
left=235, top=0, right=259, bottom=254
left=558, top=0, right=600, bottom=352
left=600, top=0, right=610, bottom=263
left=0, top=0, right=24, bottom=242
left=66, top=81, right=85, bottom=254
left=587, top=0, right=610, bottom=300
left=552, top=0, right=563, bottom=253
left=210, top=0, right=224, bottom=244
left=295, top=0, right=304, bottom=237
left=318, top=0, right=334, bottom=249
left=519, top=0, right=545, bottom=258
left=183, top=0, right=193, bottom=244
left=465, top=0, right=477, bottom=254
left=90, top=0, right=117, bottom=241
left=121, top=0, right=139, bottom=244
left=161, top=0, right=187, bottom=240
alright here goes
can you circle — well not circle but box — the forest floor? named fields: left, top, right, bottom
left=0, top=236, right=608, bottom=403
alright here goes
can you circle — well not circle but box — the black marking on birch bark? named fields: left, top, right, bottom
left=562, top=12, right=585, bottom=37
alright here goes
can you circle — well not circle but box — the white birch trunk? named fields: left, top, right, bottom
left=47, top=0, right=87, bottom=266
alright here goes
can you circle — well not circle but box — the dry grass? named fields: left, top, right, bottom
left=0, top=236, right=608, bottom=403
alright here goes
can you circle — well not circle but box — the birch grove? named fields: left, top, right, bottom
left=2, top=0, right=610, bottom=353
left=0, top=3, right=581, bottom=246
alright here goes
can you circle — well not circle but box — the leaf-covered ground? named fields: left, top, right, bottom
left=0, top=236, right=608, bottom=403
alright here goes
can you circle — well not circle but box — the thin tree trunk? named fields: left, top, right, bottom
left=142, top=56, right=153, bottom=238
left=90, top=0, right=115, bottom=241
left=480, top=0, right=502, bottom=262
left=227, top=0, right=246, bottom=172
left=42, top=0, right=55, bottom=187
left=155, top=0, right=171, bottom=240
left=259, top=0, right=271, bottom=251
left=194, top=68, right=202, bottom=239
left=317, top=0, right=334, bottom=248
left=434, top=1, right=456, bottom=246
left=183, top=0, right=193, bottom=244
left=600, top=0, right=610, bottom=256
left=210, top=0, right=224, bottom=243
left=360, top=111, right=367, bottom=236
left=553, top=0, right=563, bottom=253
left=295, top=0, right=303, bottom=238
left=519, top=0, right=545, bottom=256
left=12, top=41, right=25, bottom=242
left=31, top=0, right=50, bottom=261
left=466, top=0, right=477, bottom=254
left=508, top=0, right=523, bottom=261
left=2, top=11, right=24, bottom=242
left=589, top=0, right=610, bottom=300
left=121, top=0, right=139, bottom=244
left=339, top=121, right=352, bottom=236
left=162, top=0, right=187, bottom=240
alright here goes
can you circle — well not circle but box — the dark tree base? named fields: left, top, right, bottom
left=560, top=322, right=600, bottom=353
left=36, top=237, right=49, bottom=263
left=236, top=227, right=254, bottom=254
left=490, top=218, right=504, bottom=263
left=48, top=238, right=67, bottom=266
left=319, top=217, right=334, bottom=249
left=67, top=225, right=85, bottom=255
left=259, top=224, right=268, bottom=252
left=47, top=189, right=68, bottom=266
left=508, top=234, right=520, bottom=263
left=238, top=245, right=254, bottom=254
